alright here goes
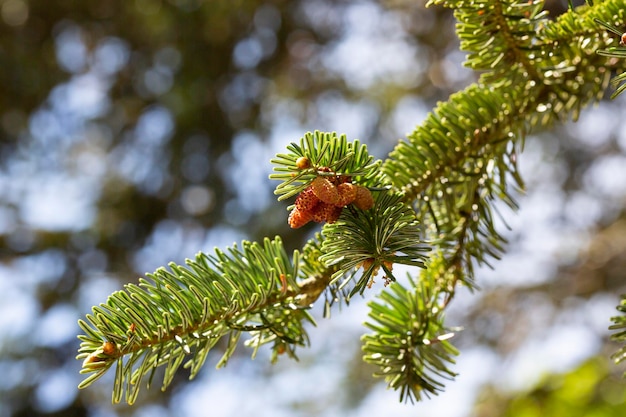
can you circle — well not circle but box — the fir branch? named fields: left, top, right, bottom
left=270, top=130, right=382, bottom=201
left=535, top=1, right=621, bottom=109
left=427, top=0, right=549, bottom=84
left=383, top=82, right=524, bottom=294
left=77, top=237, right=316, bottom=404
left=77, top=0, right=626, bottom=405
left=362, top=273, right=459, bottom=403
left=594, top=11, right=626, bottom=97
left=384, top=0, right=623, bottom=300
left=320, top=192, right=431, bottom=298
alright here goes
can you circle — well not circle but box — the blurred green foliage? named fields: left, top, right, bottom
left=474, top=357, right=626, bottom=417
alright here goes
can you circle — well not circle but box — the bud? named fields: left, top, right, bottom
left=102, top=341, right=117, bottom=356
left=296, top=156, right=311, bottom=170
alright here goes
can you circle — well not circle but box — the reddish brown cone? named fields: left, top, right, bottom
left=295, top=186, right=320, bottom=211
left=353, top=185, right=374, bottom=210
left=311, top=202, right=342, bottom=223
left=335, top=182, right=357, bottom=207
left=288, top=207, right=313, bottom=228
left=310, top=176, right=340, bottom=205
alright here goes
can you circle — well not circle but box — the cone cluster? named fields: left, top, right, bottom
left=288, top=174, right=374, bottom=228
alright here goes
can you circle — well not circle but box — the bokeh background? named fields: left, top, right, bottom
left=1, top=0, right=625, bottom=416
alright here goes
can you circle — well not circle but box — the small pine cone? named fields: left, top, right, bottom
left=310, top=176, right=340, bottom=205
left=335, top=182, right=357, bottom=207
left=325, top=205, right=343, bottom=223
left=311, top=202, right=341, bottom=223
left=353, top=185, right=374, bottom=210
left=295, top=186, right=320, bottom=211
left=288, top=207, right=313, bottom=228
left=311, top=202, right=330, bottom=223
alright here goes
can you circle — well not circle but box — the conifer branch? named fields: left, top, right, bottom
left=426, top=0, right=549, bottom=84
left=270, top=131, right=382, bottom=202
left=385, top=0, right=624, bottom=300
left=77, top=237, right=319, bottom=404
left=77, top=0, right=626, bottom=404
left=594, top=11, right=626, bottom=97
left=362, top=273, right=459, bottom=403
left=320, top=192, right=431, bottom=298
